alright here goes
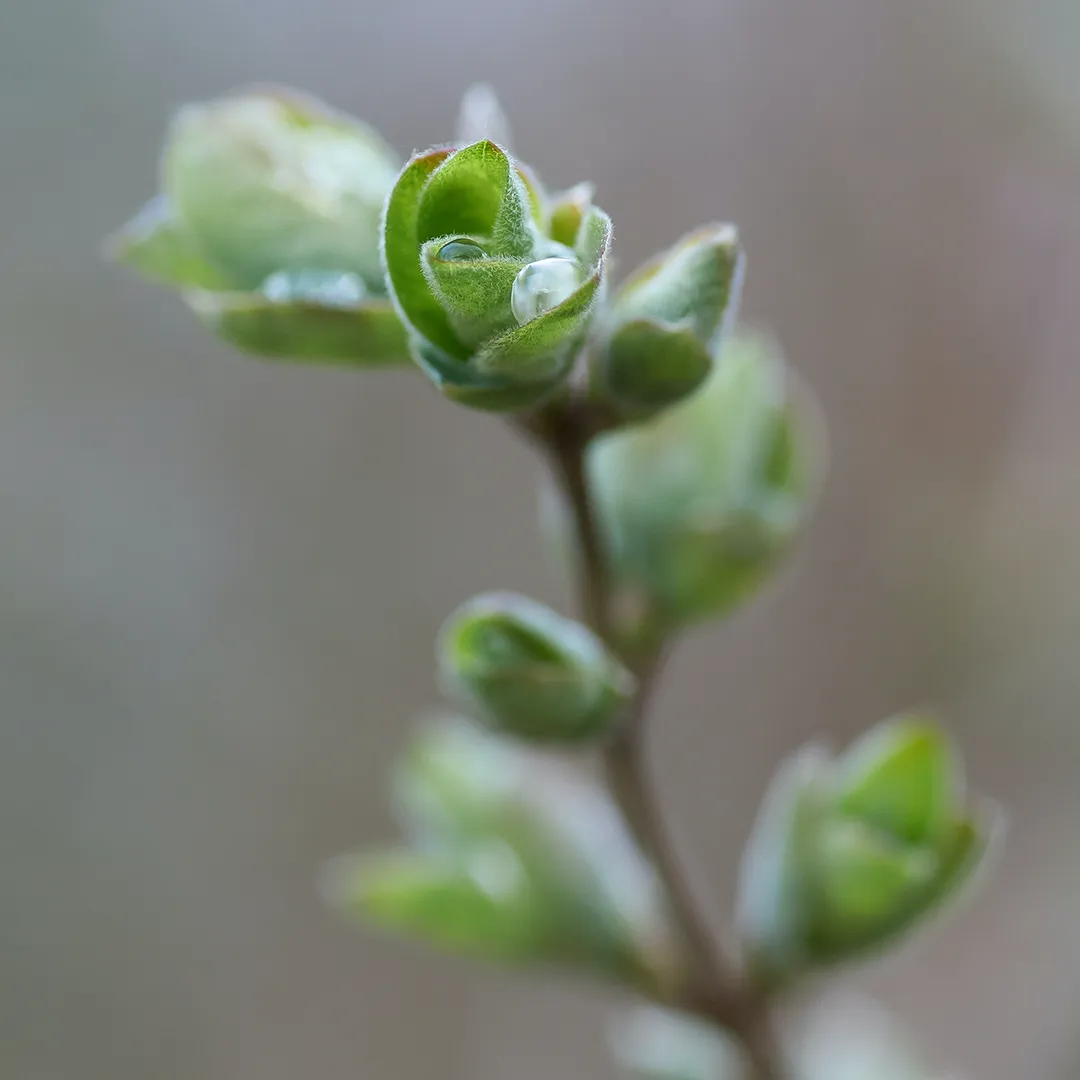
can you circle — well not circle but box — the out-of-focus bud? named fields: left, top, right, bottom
left=438, top=592, right=635, bottom=744
left=736, top=716, right=1002, bottom=982
left=110, top=88, right=411, bottom=366
left=324, top=845, right=544, bottom=963
left=586, top=329, right=819, bottom=626
left=547, top=182, right=596, bottom=248
left=610, top=1006, right=745, bottom=1080
left=597, top=225, right=744, bottom=415
left=326, top=719, right=686, bottom=995
left=383, top=141, right=612, bottom=410
left=790, top=992, right=954, bottom=1080
left=456, top=83, right=514, bottom=152
left=163, top=89, right=398, bottom=291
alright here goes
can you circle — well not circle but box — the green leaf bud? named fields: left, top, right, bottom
left=456, top=83, right=514, bottom=153
left=110, top=88, right=411, bottom=366
left=383, top=141, right=612, bottom=410
left=832, top=718, right=956, bottom=846
left=437, top=592, right=635, bottom=744
left=329, top=719, right=687, bottom=994
left=737, top=715, right=1002, bottom=981
left=324, top=844, right=545, bottom=963
left=735, top=747, right=830, bottom=983
left=597, top=225, right=744, bottom=415
left=586, top=330, right=819, bottom=626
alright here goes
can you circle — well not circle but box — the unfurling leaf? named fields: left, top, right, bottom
left=383, top=140, right=612, bottom=410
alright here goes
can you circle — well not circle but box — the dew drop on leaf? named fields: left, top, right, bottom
left=437, top=239, right=488, bottom=262
left=511, top=257, right=582, bottom=324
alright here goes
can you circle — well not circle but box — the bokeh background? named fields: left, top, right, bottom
left=4, top=2, right=1080, bottom=1078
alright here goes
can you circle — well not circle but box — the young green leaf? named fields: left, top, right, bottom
left=547, top=183, right=595, bottom=248
left=187, top=285, right=411, bottom=365
left=736, top=746, right=829, bottom=983
left=615, top=224, right=744, bottom=346
left=335, top=720, right=688, bottom=994
left=603, top=318, right=713, bottom=413
left=107, top=196, right=229, bottom=290
left=416, top=140, right=510, bottom=242
left=324, top=846, right=544, bottom=963
left=473, top=273, right=599, bottom=381
left=382, top=148, right=467, bottom=360
left=420, top=243, right=526, bottom=347
left=833, top=717, right=958, bottom=846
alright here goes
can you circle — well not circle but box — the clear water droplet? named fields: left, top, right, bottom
left=511, top=257, right=582, bottom=324
left=262, top=269, right=366, bottom=308
left=437, top=239, right=487, bottom=262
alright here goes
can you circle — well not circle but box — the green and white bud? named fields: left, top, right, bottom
left=327, top=719, right=686, bottom=994
left=163, top=88, right=399, bottom=292
left=438, top=592, right=635, bottom=744
left=383, top=141, right=612, bottom=410
left=110, top=88, right=411, bottom=366
left=586, top=329, right=818, bottom=626
left=737, top=716, right=1002, bottom=981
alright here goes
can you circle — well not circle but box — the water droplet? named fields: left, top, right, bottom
left=511, top=257, right=582, bottom=324
left=262, top=269, right=366, bottom=308
left=437, top=239, right=487, bottom=262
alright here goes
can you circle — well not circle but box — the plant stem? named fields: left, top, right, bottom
left=519, top=398, right=786, bottom=1080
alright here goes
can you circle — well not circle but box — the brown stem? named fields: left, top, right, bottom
left=517, top=397, right=786, bottom=1080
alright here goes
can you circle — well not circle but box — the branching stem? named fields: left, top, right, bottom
left=516, top=397, right=786, bottom=1080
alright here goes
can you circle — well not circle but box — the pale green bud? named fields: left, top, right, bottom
left=164, top=88, right=399, bottom=292
left=737, top=716, right=1002, bottom=980
left=587, top=329, right=818, bottom=626
left=438, top=592, right=635, bottom=744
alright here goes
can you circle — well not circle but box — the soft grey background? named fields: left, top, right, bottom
left=4, top=2, right=1080, bottom=1078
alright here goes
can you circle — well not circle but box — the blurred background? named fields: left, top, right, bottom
left=4, top=1, right=1080, bottom=1077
